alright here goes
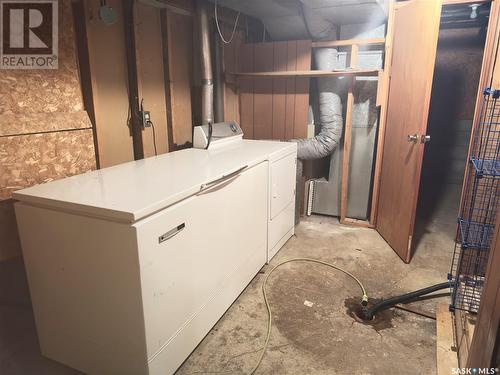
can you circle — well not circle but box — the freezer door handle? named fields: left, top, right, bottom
left=159, top=223, right=186, bottom=243
left=198, top=165, right=248, bottom=193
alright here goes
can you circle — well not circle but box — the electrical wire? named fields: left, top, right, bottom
left=205, top=121, right=213, bottom=150
left=149, top=120, right=158, bottom=156
left=141, top=98, right=158, bottom=156
left=248, top=258, right=368, bottom=375
left=215, top=0, right=240, bottom=44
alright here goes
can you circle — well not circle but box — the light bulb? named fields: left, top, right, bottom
left=469, top=4, right=479, bottom=19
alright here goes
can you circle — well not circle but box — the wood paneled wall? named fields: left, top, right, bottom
left=222, top=30, right=243, bottom=124
left=0, top=1, right=96, bottom=261
left=135, top=2, right=170, bottom=157
left=164, top=11, right=194, bottom=148
left=81, top=0, right=195, bottom=163
left=237, top=40, right=312, bottom=140
left=83, top=0, right=134, bottom=167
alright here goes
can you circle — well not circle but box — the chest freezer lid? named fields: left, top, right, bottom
left=13, top=140, right=296, bottom=223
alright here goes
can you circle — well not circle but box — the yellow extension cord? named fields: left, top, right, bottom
left=248, top=258, right=369, bottom=375
left=188, top=258, right=368, bottom=375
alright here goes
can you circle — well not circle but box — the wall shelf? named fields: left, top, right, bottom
left=230, top=69, right=381, bottom=78
left=311, top=37, right=385, bottom=48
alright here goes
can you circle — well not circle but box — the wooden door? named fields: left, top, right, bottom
left=376, top=0, right=442, bottom=263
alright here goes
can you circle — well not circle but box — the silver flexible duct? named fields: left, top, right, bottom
left=295, top=3, right=343, bottom=160
left=197, top=0, right=214, bottom=125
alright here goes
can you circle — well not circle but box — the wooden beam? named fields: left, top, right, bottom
left=135, top=2, right=170, bottom=157
left=83, top=1, right=136, bottom=167
left=160, top=10, right=175, bottom=152
left=376, top=70, right=385, bottom=107
left=231, top=69, right=380, bottom=78
left=455, top=310, right=477, bottom=367
left=172, top=11, right=195, bottom=146
left=123, top=0, right=144, bottom=160
left=341, top=217, right=375, bottom=228
left=442, top=0, right=490, bottom=5
left=436, top=303, right=458, bottom=375
left=340, top=76, right=355, bottom=223
left=340, top=37, right=370, bottom=227
left=137, top=0, right=194, bottom=16
left=312, top=37, right=385, bottom=48
left=72, top=0, right=100, bottom=168
left=338, top=41, right=378, bottom=228
left=370, top=0, right=396, bottom=226
left=350, top=44, right=359, bottom=69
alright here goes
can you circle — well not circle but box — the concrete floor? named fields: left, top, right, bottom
left=0, top=185, right=459, bottom=375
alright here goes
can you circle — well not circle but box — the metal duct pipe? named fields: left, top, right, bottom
left=197, top=0, right=214, bottom=124
left=213, top=30, right=225, bottom=122
left=295, top=4, right=343, bottom=160
left=296, top=48, right=343, bottom=159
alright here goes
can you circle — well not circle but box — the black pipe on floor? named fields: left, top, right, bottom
left=359, top=282, right=452, bottom=321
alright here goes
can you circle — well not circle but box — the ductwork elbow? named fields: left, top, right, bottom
left=293, top=2, right=344, bottom=161
left=295, top=80, right=343, bottom=160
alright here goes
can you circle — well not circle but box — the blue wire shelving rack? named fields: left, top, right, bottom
left=449, top=87, right=500, bottom=313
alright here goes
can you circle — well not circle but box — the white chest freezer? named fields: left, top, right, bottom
left=13, top=123, right=297, bottom=374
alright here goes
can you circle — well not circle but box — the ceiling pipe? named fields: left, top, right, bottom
left=196, top=0, right=214, bottom=125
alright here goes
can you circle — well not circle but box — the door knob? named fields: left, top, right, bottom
left=407, top=134, right=418, bottom=143
left=421, top=135, right=431, bottom=144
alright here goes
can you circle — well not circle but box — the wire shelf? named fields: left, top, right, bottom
left=458, top=218, right=495, bottom=250
left=450, top=273, right=485, bottom=313
left=450, top=88, right=500, bottom=313
left=470, top=157, right=500, bottom=177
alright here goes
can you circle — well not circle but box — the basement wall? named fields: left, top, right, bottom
left=81, top=0, right=195, bottom=163
left=83, top=0, right=135, bottom=167
left=0, top=2, right=96, bottom=261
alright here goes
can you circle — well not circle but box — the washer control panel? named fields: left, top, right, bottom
left=193, top=121, right=244, bottom=149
